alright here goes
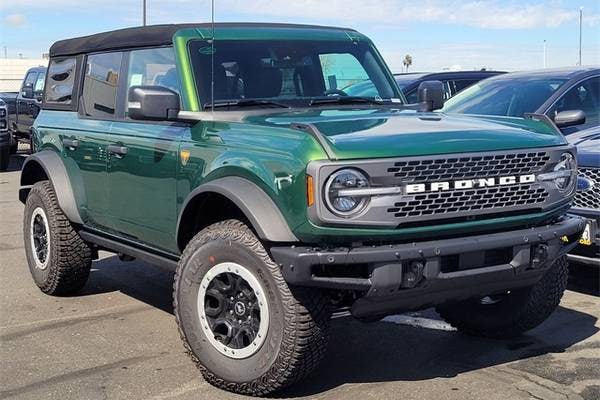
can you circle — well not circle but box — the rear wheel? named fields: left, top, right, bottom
left=23, top=181, right=92, bottom=295
left=436, top=256, right=569, bottom=338
left=174, top=220, right=331, bottom=396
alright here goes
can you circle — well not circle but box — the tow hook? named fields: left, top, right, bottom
left=531, top=244, right=549, bottom=269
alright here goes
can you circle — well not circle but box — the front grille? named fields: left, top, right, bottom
left=387, top=152, right=550, bottom=183
left=309, top=147, right=569, bottom=228
left=388, top=185, right=548, bottom=218
left=574, top=168, right=600, bottom=210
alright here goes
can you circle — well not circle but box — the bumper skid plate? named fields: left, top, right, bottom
left=271, top=216, right=585, bottom=318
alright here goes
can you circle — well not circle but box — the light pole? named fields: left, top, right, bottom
left=543, top=40, right=547, bottom=68
left=578, top=6, right=583, bottom=66
left=143, top=0, right=147, bottom=26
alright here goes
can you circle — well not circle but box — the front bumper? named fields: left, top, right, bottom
left=271, top=216, right=585, bottom=318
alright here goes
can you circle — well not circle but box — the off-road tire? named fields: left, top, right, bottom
left=23, top=181, right=92, bottom=295
left=0, top=145, right=9, bottom=171
left=174, top=219, right=331, bottom=396
left=436, top=256, right=569, bottom=338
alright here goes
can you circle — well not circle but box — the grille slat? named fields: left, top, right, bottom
left=388, top=152, right=550, bottom=183
left=388, top=185, right=548, bottom=218
left=574, top=168, right=600, bottom=209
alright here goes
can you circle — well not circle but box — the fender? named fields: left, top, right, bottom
left=20, top=151, right=84, bottom=225
left=177, top=176, right=298, bottom=244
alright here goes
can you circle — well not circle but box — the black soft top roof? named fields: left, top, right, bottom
left=49, top=23, right=355, bottom=57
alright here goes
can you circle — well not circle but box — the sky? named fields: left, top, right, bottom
left=1, top=0, right=599, bottom=72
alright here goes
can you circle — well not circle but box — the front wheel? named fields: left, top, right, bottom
left=174, top=220, right=331, bottom=396
left=436, top=256, right=569, bottom=338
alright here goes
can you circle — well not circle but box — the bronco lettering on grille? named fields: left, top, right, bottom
left=405, top=174, right=536, bottom=194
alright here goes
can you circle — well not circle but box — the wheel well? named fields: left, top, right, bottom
left=177, top=192, right=251, bottom=251
left=19, top=160, right=49, bottom=203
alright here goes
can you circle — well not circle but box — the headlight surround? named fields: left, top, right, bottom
left=324, top=168, right=370, bottom=217
left=553, top=152, right=577, bottom=192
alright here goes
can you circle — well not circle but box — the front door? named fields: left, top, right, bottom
left=105, top=47, right=184, bottom=252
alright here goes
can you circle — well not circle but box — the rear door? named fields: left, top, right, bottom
left=67, top=52, right=124, bottom=230
left=105, top=47, right=185, bottom=252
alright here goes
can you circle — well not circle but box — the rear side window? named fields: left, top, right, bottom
left=82, top=52, right=123, bottom=118
left=45, top=58, right=77, bottom=105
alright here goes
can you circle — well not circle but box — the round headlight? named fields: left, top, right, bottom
left=553, top=152, right=577, bottom=192
left=325, top=169, right=370, bottom=217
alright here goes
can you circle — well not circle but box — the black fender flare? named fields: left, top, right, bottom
left=177, top=176, right=298, bottom=245
left=20, top=151, right=84, bottom=225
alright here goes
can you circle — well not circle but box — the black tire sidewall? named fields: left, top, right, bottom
left=176, top=237, right=285, bottom=383
left=24, top=184, right=57, bottom=290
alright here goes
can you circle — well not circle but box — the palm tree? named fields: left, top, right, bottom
left=403, top=54, right=413, bottom=72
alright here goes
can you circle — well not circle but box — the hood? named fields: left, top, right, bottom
left=245, top=108, right=566, bottom=160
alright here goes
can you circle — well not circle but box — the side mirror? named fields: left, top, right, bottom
left=21, top=83, right=34, bottom=99
left=417, top=80, right=444, bottom=111
left=128, top=86, right=180, bottom=121
left=554, top=110, right=586, bottom=128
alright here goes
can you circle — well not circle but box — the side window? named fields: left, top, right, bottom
left=551, top=76, right=600, bottom=123
left=125, top=47, right=180, bottom=116
left=22, top=72, right=38, bottom=90
left=405, top=89, right=418, bottom=104
left=453, top=79, right=477, bottom=94
left=45, top=58, right=77, bottom=105
left=82, top=52, right=122, bottom=118
left=34, top=72, right=46, bottom=92
left=442, top=81, right=454, bottom=100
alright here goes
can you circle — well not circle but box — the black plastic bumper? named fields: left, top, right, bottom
left=271, top=216, right=585, bottom=318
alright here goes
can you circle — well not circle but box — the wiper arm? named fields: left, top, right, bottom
left=203, top=99, right=291, bottom=109
left=309, top=96, right=385, bottom=106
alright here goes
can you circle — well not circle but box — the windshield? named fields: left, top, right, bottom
left=189, top=40, right=403, bottom=108
left=442, top=76, right=568, bottom=117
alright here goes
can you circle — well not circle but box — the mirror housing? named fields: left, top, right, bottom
left=554, top=110, right=586, bottom=128
left=21, top=83, right=34, bottom=99
left=417, top=80, right=444, bottom=111
left=128, top=86, right=180, bottom=121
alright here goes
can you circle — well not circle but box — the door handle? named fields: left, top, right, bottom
left=107, top=144, right=128, bottom=157
left=62, top=138, right=79, bottom=150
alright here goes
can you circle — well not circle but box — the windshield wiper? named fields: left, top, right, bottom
left=309, top=96, right=386, bottom=106
left=203, top=99, right=291, bottom=109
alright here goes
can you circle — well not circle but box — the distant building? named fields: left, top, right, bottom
left=0, top=58, right=48, bottom=92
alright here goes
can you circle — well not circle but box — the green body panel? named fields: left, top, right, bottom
left=243, top=108, right=565, bottom=159
left=106, top=121, right=184, bottom=251
left=32, top=25, right=572, bottom=255
left=35, top=111, right=112, bottom=228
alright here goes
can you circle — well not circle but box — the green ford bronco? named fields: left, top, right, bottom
left=20, top=23, right=585, bottom=395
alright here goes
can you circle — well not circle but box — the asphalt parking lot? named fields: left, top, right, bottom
left=1, top=149, right=599, bottom=400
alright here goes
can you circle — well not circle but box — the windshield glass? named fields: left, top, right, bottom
left=442, top=76, right=568, bottom=117
left=189, top=40, right=403, bottom=108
